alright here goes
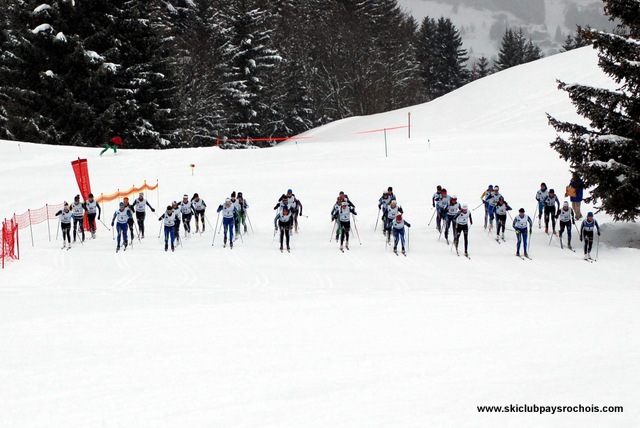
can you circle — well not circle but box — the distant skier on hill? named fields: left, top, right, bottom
left=387, top=186, right=396, bottom=202
left=99, top=136, right=123, bottom=156
left=579, top=212, right=601, bottom=260
left=55, top=202, right=73, bottom=249
left=513, top=208, right=533, bottom=258
left=454, top=204, right=472, bottom=257
left=543, top=189, right=561, bottom=235
left=131, top=192, right=155, bottom=239
left=111, top=202, right=132, bottom=252
left=535, top=182, right=549, bottom=228
left=555, top=201, right=576, bottom=250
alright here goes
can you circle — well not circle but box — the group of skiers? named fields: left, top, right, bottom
left=55, top=180, right=602, bottom=260
left=274, top=189, right=303, bottom=252
left=376, top=187, right=411, bottom=255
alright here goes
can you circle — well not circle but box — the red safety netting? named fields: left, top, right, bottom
left=2, top=217, right=20, bottom=269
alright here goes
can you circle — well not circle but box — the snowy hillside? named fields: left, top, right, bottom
left=1, top=47, right=639, bottom=427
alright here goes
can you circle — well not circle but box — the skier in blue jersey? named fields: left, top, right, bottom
left=513, top=208, right=533, bottom=258
left=111, top=202, right=133, bottom=252
left=217, top=198, right=237, bottom=248
left=579, top=212, right=601, bottom=260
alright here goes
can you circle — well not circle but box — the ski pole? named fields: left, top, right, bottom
left=246, top=211, right=254, bottom=234
left=374, top=207, right=381, bottom=231
left=112, top=223, right=115, bottom=240
left=55, top=216, right=61, bottom=241
left=211, top=212, right=220, bottom=246
left=352, top=216, right=362, bottom=245
left=596, top=232, right=600, bottom=260
left=330, top=220, right=337, bottom=242
left=98, top=218, right=111, bottom=231
left=427, top=208, right=436, bottom=226
left=472, top=201, right=484, bottom=211
left=205, top=213, right=215, bottom=233
left=407, top=227, right=410, bottom=251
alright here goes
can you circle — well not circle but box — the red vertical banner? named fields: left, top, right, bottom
left=71, top=158, right=92, bottom=231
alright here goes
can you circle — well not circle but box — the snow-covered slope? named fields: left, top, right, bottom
left=1, top=47, right=638, bottom=427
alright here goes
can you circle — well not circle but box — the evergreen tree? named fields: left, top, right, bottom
left=217, top=0, right=282, bottom=143
left=562, top=28, right=590, bottom=52
left=548, top=0, right=640, bottom=221
left=416, top=16, right=469, bottom=100
left=0, top=0, right=178, bottom=148
left=474, top=56, right=492, bottom=79
left=494, top=27, right=543, bottom=71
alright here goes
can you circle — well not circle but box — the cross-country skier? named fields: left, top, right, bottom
left=453, top=204, right=472, bottom=257
left=179, top=194, right=195, bottom=235
left=338, top=191, right=355, bottom=209
left=387, top=186, right=396, bottom=202
left=232, top=192, right=248, bottom=234
left=158, top=205, right=179, bottom=251
left=444, top=194, right=461, bottom=244
left=274, top=195, right=290, bottom=230
left=480, top=184, right=493, bottom=229
left=378, top=192, right=391, bottom=234
left=122, top=197, right=135, bottom=239
left=191, top=193, right=207, bottom=233
left=385, top=200, right=403, bottom=244
left=513, top=208, right=533, bottom=258
left=436, top=188, right=450, bottom=233
left=485, top=185, right=502, bottom=232
left=85, top=193, right=101, bottom=239
left=535, top=182, right=549, bottom=228
left=131, top=192, right=155, bottom=239
left=336, top=200, right=357, bottom=251
left=391, top=213, right=411, bottom=255
left=70, top=194, right=86, bottom=243
left=55, top=202, right=73, bottom=248
left=543, top=188, right=561, bottom=235
left=217, top=198, right=237, bottom=248
left=579, top=212, right=601, bottom=260
left=494, top=196, right=512, bottom=241
left=432, top=185, right=443, bottom=209
left=282, top=189, right=303, bottom=233
left=171, top=201, right=181, bottom=244
left=111, top=202, right=133, bottom=252
left=331, top=197, right=342, bottom=242
left=556, top=201, right=576, bottom=249
left=275, top=205, right=293, bottom=252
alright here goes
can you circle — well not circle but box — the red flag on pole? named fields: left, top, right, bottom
left=71, top=158, right=92, bottom=231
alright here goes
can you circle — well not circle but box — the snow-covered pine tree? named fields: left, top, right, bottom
left=163, top=0, right=225, bottom=147
left=218, top=0, right=282, bottom=144
left=548, top=0, right=640, bottom=221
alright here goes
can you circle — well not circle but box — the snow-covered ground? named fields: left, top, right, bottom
left=1, top=47, right=638, bottom=427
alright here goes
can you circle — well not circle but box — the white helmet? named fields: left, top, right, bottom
left=462, top=204, right=468, bottom=210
